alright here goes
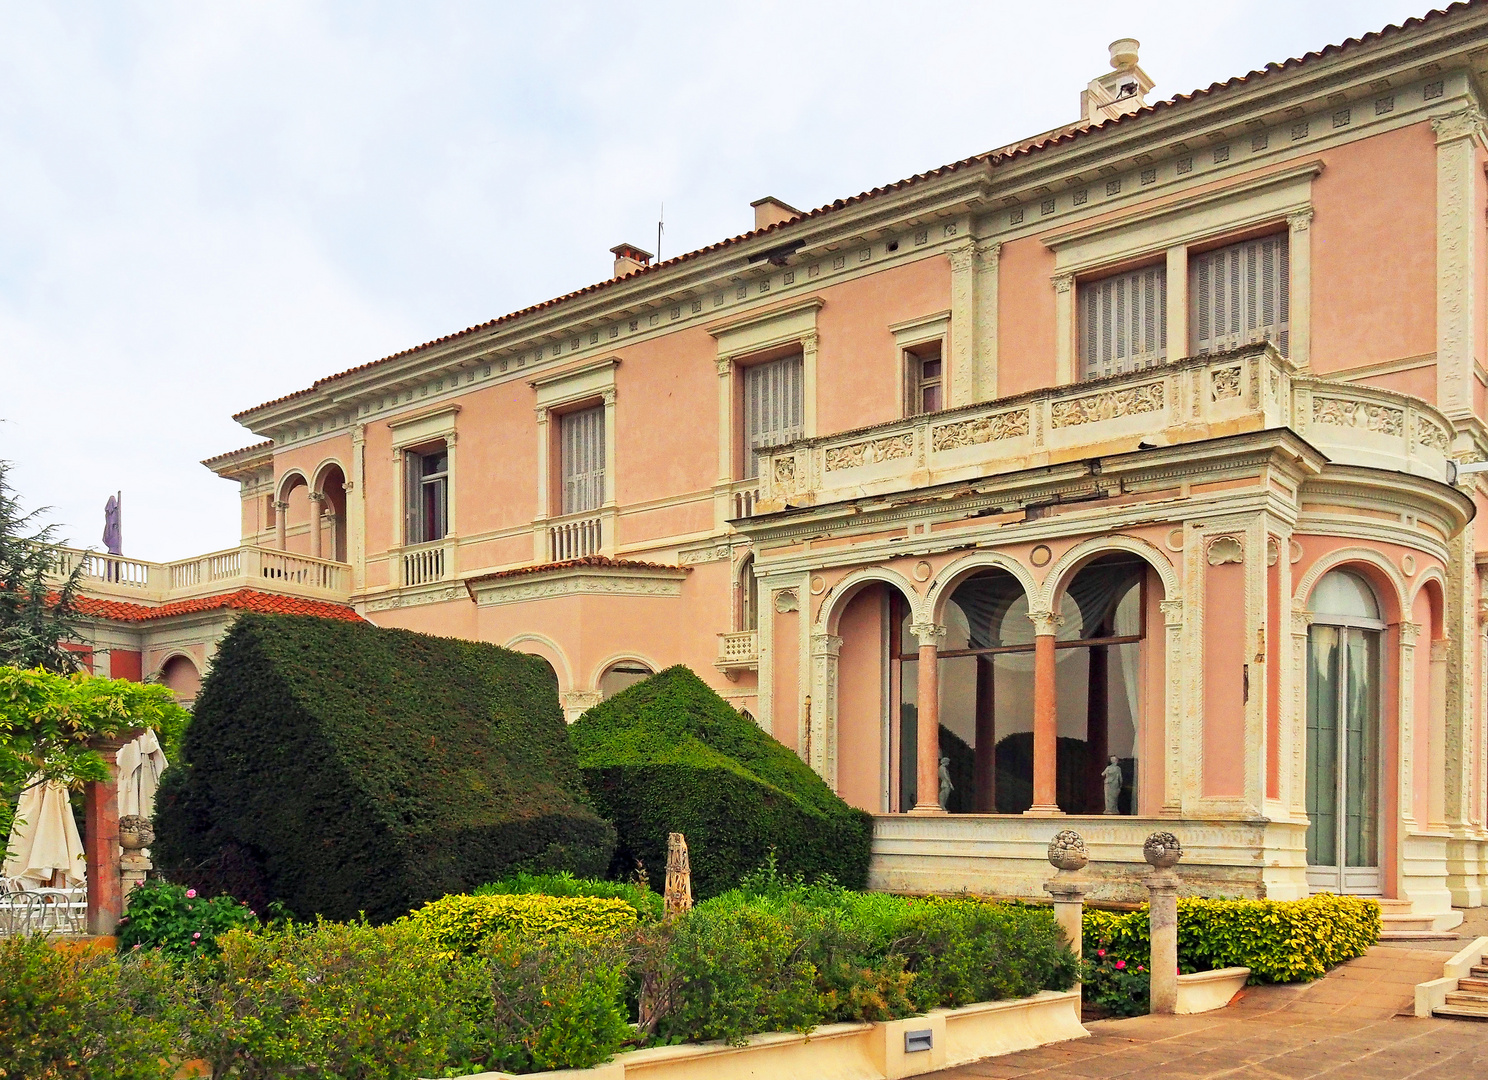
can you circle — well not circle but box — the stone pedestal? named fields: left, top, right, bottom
left=1144, top=831, right=1183, bottom=1015
left=1043, top=830, right=1088, bottom=961
left=118, top=815, right=154, bottom=897
left=84, top=729, right=142, bottom=937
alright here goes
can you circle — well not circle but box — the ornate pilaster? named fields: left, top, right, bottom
left=1160, top=598, right=1186, bottom=814
left=1398, top=620, right=1422, bottom=828
left=800, top=330, right=819, bottom=438
left=808, top=633, right=844, bottom=787
left=948, top=239, right=1002, bottom=407
left=1288, top=608, right=1315, bottom=820
left=1286, top=208, right=1314, bottom=370
left=1432, top=106, right=1485, bottom=420
left=1052, top=273, right=1076, bottom=385
left=349, top=423, right=366, bottom=592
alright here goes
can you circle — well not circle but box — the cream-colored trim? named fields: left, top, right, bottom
left=387, top=403, right=460, bottom=446
left=1041, top=161, right=1323, bottom=263
left=1432, top=107, right=1484, bottom=420
left=1166, top=245, right=1188, bottom=372
left=1287, top=208, right=1314, bottom=370
left=924, top=550, right=1039, bottom=623
left=588, top=651, right=666, bottom=695
left=888, top=310, right=952, bottom=340
left=1317, top=353, right=1436, bottom=381
left=468, top=563, right=686, bottom=608
left=975, top=241, right=1002, bottom=402
left=1052, top=273, right=1075, bottom=384
left=948, top=241, right=976, bottom=407
left=530, top=356, right=619, bottom=410
left=708, top=296, right=824, bottom=345
left=349, top=424, right=366, bottom=593
left=502, top=632, right=575, bottom=692
left=893, top=310, right=951, bottom=418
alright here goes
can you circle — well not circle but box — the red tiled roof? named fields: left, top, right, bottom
left=233, top=2, right=1481, bottom=422
left=74, top=588, right=363, bottom=624
left=201, top=440, right=274, bottom=468
left=464, top=555, right=687, bottom=585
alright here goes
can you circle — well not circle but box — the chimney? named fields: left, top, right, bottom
left=750, top=196, right=802, bottom=231
left=1081, top=38, right=1154, bottom=126
left=610, top=242, right=653, bottom=278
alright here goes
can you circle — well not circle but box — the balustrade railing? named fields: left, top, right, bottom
left=49, top=544, right=351, bottom=604
left=717, top=630, right=759, bottom=667
left=402, top=543, right=447, bottom=587
left=731, top=485, right=758, bottom=520
left=549, top=515, right=603, bottom=561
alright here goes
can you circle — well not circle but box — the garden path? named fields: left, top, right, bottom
left=929, top=944, right=1484, bottom=1079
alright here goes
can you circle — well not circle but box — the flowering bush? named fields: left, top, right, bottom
left=1081, top=946, right=1151, bottom=1017
left=116, top=879, right=257, bottom=960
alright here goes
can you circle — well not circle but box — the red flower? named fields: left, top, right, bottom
left=1096, top=949, right=1106, bottom=957
left=1115, top=960, right=1126, bottom=970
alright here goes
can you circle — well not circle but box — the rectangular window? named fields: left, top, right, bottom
left=1079, top=265, right=1167, bottom=380
left=404, top=446, right=448, bottom=544
left=1190, top=234, right=1289, bottom=355
left=905, top=344, right=944, bottom=416
left=742, top=354, right=804, bottom=479
left=560, top=406, right=606, bottom=515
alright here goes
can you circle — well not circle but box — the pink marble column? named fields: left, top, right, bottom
left=1028, top=611, right=1064, bottom=815
left=909, top=622, right=947, bottom=815
left=85, top=730, right=142, bottom=937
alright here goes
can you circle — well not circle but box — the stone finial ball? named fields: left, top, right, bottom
left=118, top=814, right=155, bottom=850
left=1047, top=829, right=1089, bottom=871
left=1143, top=831, right=1183, bottom=868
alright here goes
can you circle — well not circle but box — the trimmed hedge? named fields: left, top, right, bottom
left=570, top=666, right=874, bottom=898
left=405, top=892, right=639, bottom=955
left=153, top=613, right=616, bottom=923
left=1083, top=894, right=1381, bottom=983
left=475, top=871, right=665, bottom=922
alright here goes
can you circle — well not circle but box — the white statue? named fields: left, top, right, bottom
left=938, top=756, right=954, bottom=809
left=1101, top=756, right=1124, bottom=815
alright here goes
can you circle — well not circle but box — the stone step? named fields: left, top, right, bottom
left=1379, top=928, right=1459, bottom=941
left=1472, top=965, right=1488, bottom=978
left=1435, top=1003, right=1488, bottom=1021
left=1380, top=911, right=1438, bottom=931
left=1445, top=990, right=1488, bottom=1007
left=1459, top=977, right=1488, bottom=992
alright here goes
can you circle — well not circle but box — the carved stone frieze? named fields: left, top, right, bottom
left=364, top=585, right=462, bottom=612
left=679, top=545, right=731, bottom=565
left=474, top=576, right=683, bottom=606
left=1311, top=396, right=1404, bottom=437
left=1415, top=417, right=1451, bottom=453
left=1211, top=366, right=1243, bottom=400
left=774, top=457, right=796, bottom=487
left=1050, top=382, right=1164, bottom=428
left=931, top=409, right=1030, bottom=451
left=824, top=432, right=915, bottom=471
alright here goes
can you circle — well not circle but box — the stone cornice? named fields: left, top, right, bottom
left=465, top=562, right=689, bottom=607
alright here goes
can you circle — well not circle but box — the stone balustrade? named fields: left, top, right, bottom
left=756, top=344, right=1455, bottom=513
left=52, top=544, right=351, bottom=604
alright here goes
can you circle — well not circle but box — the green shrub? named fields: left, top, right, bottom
left=1083, top=893, right=1382, bottom=986
left=153, top=613, right=616, bottom=922
left=181, top=920, right=487, bottom=1080
left=405, top=893, right=638, bottom=956
left=475, top=870, right=664, bottom=922
left=1081, top=949, right=1150, bottom=1017
left=117, top=879, right=258, bottom=961
left=0, top=935, right=182, bottom=1080
left=570, top=666, right=874, bottom=898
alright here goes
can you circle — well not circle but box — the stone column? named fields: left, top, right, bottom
left=308, top=491, right=324, bottom=559
left=1144, top=831, right=1184, bottom=1015
left=118, top=815, right=154, bottom=896
left=1028, top=610, right=1064, bottom=815
left=274, top=500, right=289, bottom=551
left=85, top=730, right=141, bottom=937
left=1044, top=830, right=1089, bottom=961
left=909, top=622, right=947, bottom=814
left=809, top=633, right=843, bottom=788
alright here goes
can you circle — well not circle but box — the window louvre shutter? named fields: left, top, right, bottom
left=1077, top=265, right=1167, bottom=380
left=743, top=354, right=804, bottom=478
left=1189, top=234, right=1289, bottom=355
left=561, top=407, right=605, bottom=515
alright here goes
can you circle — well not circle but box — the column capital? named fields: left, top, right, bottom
left=272, top=499, right=289, bottom=512
left=1158, top=598, right=1185, bottom=626
left=1051, top=272, right=1075, bottom=295
left=1399, top=620, right=1423, bottom=646
left=1027, top=609, right=1065, bottom=637
left=602, top=388, right=617, bottom=407
left=909, top=621, right=946, bottom=648
left=1286, top=207, right=1314, bottom=232
left=799, top=329, right=819, bottom=354
left=1432, top=104, right=1487, bottom=145
left=307, top=490, right=326, bottom=504
left=947, top=238, right=977, bottom=273
left=534, top=405, right=549, bottom=424
left=810, top=632, right=843, bottom=657
left=715, top=356, right=732, bottom=377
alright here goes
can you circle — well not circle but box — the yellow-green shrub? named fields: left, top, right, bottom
left=1083, top=894, right=1381, bottom=983
left=404, top=893, right=638, bottom=955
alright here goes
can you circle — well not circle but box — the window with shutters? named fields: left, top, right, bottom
left=1078, top=265, right=1167, bottom=380
left=904, top=343, right=944, bottom=415
left=742, top=354, right=804, bottom=479
left=560, top=406, right=606, bottom=515
left=404, top=446, right=448, bottom=544
left=1190, top=234, right=1289, bottom=355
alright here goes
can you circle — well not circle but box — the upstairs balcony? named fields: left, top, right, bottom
left=52, top=545, right=352, bottom=607
left=753, top=344, right=1456, bottom=513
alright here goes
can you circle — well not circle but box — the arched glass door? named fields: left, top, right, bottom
left=1305, top=571, right=1383, bottom=895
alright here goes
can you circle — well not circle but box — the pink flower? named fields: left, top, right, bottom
left=186, top=889, right=197, bottom=899
left=132, top=944, right=141, bottom=951
left=1137, top=966, right=1145, bottom=973
left=192, top=932, right=201, bottom=939
left=1115, top=960, right=1126, bottom=970
left=1096, top=949, right=1105, bottom=957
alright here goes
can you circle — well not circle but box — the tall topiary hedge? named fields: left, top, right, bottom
left=153, top=613, right=615, bottom=922
left=569, top=665, right=873, bottom=898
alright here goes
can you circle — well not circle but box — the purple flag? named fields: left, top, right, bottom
left=103, top=494, right=122, bottom=555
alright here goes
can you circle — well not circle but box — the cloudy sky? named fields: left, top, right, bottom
left=0, top=0, right=1428, bottom=560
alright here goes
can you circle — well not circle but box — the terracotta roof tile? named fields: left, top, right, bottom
left=200, top=440, right=274, bottom=468
left=234, top=1, right=1480, bottom=422
left=74, top=588, right=363, bottom=624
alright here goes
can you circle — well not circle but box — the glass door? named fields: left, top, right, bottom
left=1305, top=624, right=1382, bottom=894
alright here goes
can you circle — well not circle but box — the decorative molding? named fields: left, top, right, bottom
left=1211, top=366, right=1243, bottom=400
left=1431, top=105, right=1487, bottom=145
left=1027, top=610, right=1064, bottom=637
left=467, top=564, right=687, bottom=607
left=1206, top=536, right=1244, bottom=565
left=1051, top=272, right=1075, bottom=294
left=1311, top=394, right=1404, bottom=436
left=679, top=544, right=731, bottom=565
left=1050, top=382, right=1164, bottom=428
left=931, top=409, right=1030, bottom=450
left=363, top=584, right=462, bottom=612
left=825, top=432, right=915, bottom=472
left=1286, top=207, right=1314, bottom=232
left=909, top=621, right=947, bottom=648
left=774, top=588, right=799, bottom=613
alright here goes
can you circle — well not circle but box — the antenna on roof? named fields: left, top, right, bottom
left=657, top=203, right=664, bottom=263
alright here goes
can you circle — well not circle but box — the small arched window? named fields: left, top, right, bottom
left=1310, top=571, right=1383, bottom=626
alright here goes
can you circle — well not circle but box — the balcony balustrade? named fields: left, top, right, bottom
left=51, top=544, right=352, bottom=605
left=755, top=344, right=1455, bottom=513
left=548, top=513, right=604, bottom=562
left=716, top=630, right=759, bottom=678
left=400, top=540, right=451, bottom=588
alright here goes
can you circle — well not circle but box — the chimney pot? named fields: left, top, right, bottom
left=750, top=196, right=802, bottom=231
left=1108, top=38, right=1140, bottom=70
left=610, top=242, right=653, bottom=279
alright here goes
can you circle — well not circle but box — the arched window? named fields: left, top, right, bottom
left=739, top=556, right=758, bottom=632
left=599, top=661, right=653, bottom=701
left=1305, top=570, right=1385, bottom=895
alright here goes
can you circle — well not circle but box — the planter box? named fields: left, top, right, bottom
left=1175, top=967, right=1251, bottom=1014
left=447, top=989, right=1084, bottom=1080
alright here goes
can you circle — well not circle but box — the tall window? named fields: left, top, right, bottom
left=560, top=406, right=605, bottom=515
left=1191, top=234, right=1289, bottom=355
left=905, top=344, right=944, bottom=415
left=743, top=354, right=804, bottom=479
left=404, top=446, right=448, bottom=544
left=1079, top=265, right=1167, bottom=380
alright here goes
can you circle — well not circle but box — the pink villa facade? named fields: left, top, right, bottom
left=58, top=6, right=1488, bottom=918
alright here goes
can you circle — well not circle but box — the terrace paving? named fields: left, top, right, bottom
left=930, top=944, right=1486, bottom=1080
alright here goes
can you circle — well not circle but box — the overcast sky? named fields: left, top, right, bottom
left=0, top=1, right=1429, bottom=561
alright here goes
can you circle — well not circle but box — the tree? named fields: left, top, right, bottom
left=0, top=459, right=86, bottom=673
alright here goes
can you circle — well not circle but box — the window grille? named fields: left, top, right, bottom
left=743, top=354, right=804, bottom=479
left=1190, top=234, right=1289, bottom=355
left=560, top=406, right=606, bottom=515
left=1079, top=265, right=1167, bottom=380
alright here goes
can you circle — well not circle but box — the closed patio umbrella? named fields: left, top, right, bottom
left=117, top=729, right=168, bottom=819
left=2, top=778, right=86, bottom=888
